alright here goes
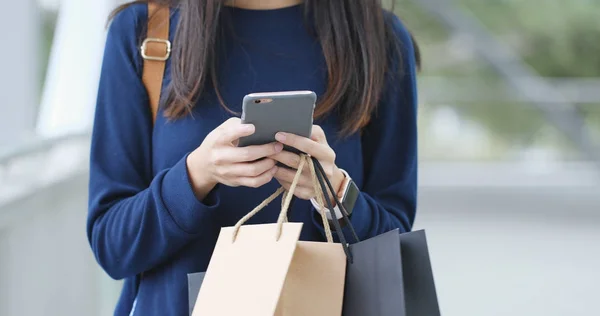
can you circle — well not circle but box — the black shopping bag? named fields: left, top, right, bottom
left=187, top=272, right=206, bottom=316
left=343, top=229, right=440, bottom=316
left=310, top=158, right=440, bottom=316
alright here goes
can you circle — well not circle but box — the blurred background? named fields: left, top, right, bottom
left=1, top=0, right=599, bottom=315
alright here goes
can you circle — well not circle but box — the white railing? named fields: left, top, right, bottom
left=37, top=0, right=125, bottom=138
left=0, top=133, right=90, bottom=227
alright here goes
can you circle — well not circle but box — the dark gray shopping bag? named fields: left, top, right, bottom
left=187, top=272, right=206, bottom=316
left=343, top=229, right=440, bottom=316
left=309, top=157, right=440, bottom=315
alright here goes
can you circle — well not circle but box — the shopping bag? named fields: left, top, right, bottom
left=343, top=229, right=440, bottom=316
left=187, top=272, right=205, bottom=316
left=192, top=155, right=348, bottom=316
left=187, top=198, right=300, bottom=315
left=311, top=159, right=441, bottom=316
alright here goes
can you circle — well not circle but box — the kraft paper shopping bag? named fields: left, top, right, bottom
left=192, top=155, right=347, bottom=316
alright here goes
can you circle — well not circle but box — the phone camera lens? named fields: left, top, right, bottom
left=254, top=99, right=261, bottom=104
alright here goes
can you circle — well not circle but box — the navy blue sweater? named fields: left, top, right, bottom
left=88, top=3, right=417, bottom=316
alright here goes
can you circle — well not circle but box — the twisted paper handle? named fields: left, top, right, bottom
left=275, top=155, right=333, bottom=242
left=231, top=154, right=333, bottom=243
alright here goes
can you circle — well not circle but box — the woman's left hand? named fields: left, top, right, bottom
left=270, top=125, right=345, bottom=201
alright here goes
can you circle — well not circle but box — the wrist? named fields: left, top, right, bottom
left=311, top=167, right=355, bottom=221
left=186, top=152, right=217, bottom=200
left=316, top=166, right=346, bottom=208
left=330, top=167, right=346, bottom=203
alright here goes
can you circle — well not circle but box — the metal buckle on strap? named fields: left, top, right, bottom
left=141, top=38, right=171, bottom=61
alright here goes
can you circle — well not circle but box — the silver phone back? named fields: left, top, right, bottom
left=239, top=91, right=317, bottom=147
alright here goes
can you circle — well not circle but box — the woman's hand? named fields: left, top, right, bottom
left=186, top=118, right=283, bottom=200
left=270, top=125, right=345, bottom=202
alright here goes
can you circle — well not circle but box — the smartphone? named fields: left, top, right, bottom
left=238, top=90, right=317, bottom=148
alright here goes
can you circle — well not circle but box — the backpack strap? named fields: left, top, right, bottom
left=141, top=3, right=171, bottom=124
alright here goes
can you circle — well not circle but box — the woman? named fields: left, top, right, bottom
left=87, top=0, right=419, bottom=315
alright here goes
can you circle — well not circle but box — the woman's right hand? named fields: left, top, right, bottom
left=186, top=118, right=283, bottom=200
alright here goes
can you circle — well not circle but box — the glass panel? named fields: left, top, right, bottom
left=396, top=0, right=600, bottom=163
left=580, top=103, right=600, bottom=145
left=457, top=0, right=600, bottom=77
left=419, top=101, right=586, bottom=162
left=39, top=0, right=59, bottom=93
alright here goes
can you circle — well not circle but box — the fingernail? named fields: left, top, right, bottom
left=242, top=124, right=255, bottom=132
left=274, top=143, right=283, bottom=152
left=275, top=132, right=286, bottom=142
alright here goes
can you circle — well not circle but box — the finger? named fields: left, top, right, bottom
left=218, top=142, right=283, bottom=163
left=223, top=158, right=276, bottom=178
left=310, top=125, right=328, bottom=144
left=274, top=167, right=312, bottom=188
left=275, top=178, right=291, bottom=191
left=274, top=179, right=315, bottom=200
left=275, top=132, right=330, bottom=159
left=269, top=151, right=301, bottom=169
left=236, top=166, right=278, bottom=188
left=216, top=118, right=255, bottom=144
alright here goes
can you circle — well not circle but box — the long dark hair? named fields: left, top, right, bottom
left=111, top=0, right=421, bottom=135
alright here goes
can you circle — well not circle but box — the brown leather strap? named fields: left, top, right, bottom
left=142, top=3, right=170, bottom=124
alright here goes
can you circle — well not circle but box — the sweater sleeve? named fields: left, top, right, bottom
left=312, top=16, right=417, bottom=242
left=87, top=8, right=220, bottom=280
